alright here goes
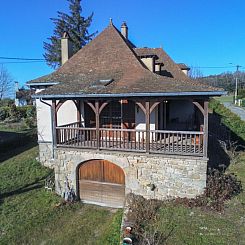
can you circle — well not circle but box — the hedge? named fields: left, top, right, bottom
left=209, top=99, right=245, bottom=141
left=0, top=105, right=36, bottom=121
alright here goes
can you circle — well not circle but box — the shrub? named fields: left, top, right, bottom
left=8, top=104, right=21, bottom=122
left=204, top=169, right=242, bottom=209
left=26, top=105, right=36, bottom=118
left=126, top=194, right=171, bottom=245
left=24, top=117, right=35, bottom=128
left=0, top=99, right=14, bottom=107
left=0, top=105, right=36, bottom=124
left=0, top=106, right=10, bottom=120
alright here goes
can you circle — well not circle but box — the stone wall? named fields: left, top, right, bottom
left=38, top=142, right=55, bottom=168
left=39, top=144, right=208, bottom=200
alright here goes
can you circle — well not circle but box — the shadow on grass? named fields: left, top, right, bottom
left=0, top=174, right=51, bottom=206
left=0, top=141, right=38, bottom=163
left=0, top=129, right=38, bottom=162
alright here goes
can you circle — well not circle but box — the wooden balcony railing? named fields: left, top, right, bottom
left=58, top=122, right=81, bottom=128
left=56, top=125, right=204, bottom=156
left=150, top=130, right=203, bottom=155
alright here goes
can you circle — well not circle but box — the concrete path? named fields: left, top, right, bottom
left=223, top=102, right=245, bottom=121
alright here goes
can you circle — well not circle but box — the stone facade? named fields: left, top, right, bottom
left=39, top=142, right=55, bottom=168
left=39, top=143, right=208, bottom=201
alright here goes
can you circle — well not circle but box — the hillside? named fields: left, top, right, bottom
left=197, top=71, right=245, bottom=93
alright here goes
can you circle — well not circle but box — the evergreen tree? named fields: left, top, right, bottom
left=43, top=0, right=95, bottom=69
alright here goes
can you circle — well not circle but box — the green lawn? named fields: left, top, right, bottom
left=0, top=138, right=244, bottom=244
left=0, top=147, right=122, bottom=245
left=214, top=95, right=233, bottom=103
left=131, top=153, right=245, bottom=245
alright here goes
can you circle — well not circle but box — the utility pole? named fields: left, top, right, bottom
left=230, top=63, right=242, bottom=105
left=234, top=65, right=242, bottom=105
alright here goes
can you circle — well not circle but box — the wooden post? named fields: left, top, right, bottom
left=203, top=101, right=209, bottom=158
left=164, top=101, right=167, bottom=129
left=145, top=101, right=150, bottom=153
left=51, top=99, right=57, bottom=147
left=95, top=101, right=100, bottom=149
left=77, top=100, right=81, bottom=126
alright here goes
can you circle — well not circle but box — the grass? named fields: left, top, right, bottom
left=0, top=121, right=30, bottom=132
left=134, top=152, right=245, bottom=245
left=215, top=95, right=234, bottom=103
left=1, top=114, right=244, bottom=244
left=0, top=147, right=122, bottom=245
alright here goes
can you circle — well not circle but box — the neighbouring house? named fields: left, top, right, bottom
left=15, top=82, right=34, bottom=106
left=27, top=21, right=225, bottom=208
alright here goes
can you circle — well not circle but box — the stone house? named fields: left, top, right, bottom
left=28, top=21, right=225, bottom=208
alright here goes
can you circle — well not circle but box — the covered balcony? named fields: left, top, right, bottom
left=51, top=98, right=209, bottom=157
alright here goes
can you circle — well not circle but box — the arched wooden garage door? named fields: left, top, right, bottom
left=78, top=160, right=125, bottom=208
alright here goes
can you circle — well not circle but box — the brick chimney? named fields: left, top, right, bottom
left=61, top=32, right=73, bottom=65
left=121, top=21, right=128, bottom=39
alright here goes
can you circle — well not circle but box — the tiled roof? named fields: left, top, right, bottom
left=28, top=23, right=224, bottom=97
left=134, top=48, right=190, bottom=81
left=177, top=63, right=190, bottom=70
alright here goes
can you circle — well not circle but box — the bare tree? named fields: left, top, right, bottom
left=188, top=66, right=203, bottom=79
left=0, top=66, right=13, bottom=100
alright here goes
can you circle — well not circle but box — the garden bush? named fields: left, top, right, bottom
left=0, top=98, right=14, bottom=107
left=0, top=106, right=10, bottom=120
left=126, top=194, right=169, bottom=245
left=0, top=105, right=36, bottom=124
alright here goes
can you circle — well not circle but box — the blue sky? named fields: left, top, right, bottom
left=0, top=0, right=244, bottom=87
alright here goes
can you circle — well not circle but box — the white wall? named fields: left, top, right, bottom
left=15, top=99, right=27, bottom=107
left=135, top=104, right=157, bottom=141
left=135, top=106, right=156, bottom=130
left=57, top=100, right=85, bottom=126
left=36, top=97, right=86, bottom=143
left=57, top=100, right=77, bottom=126
left=36, top=99, right=52, bottom=142
left=141, top=57, right=155, bottom=72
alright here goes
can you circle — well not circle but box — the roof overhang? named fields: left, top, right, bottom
left=32, top=91, right=227, bottom=99
left=27, top=82, right=60, bottom=87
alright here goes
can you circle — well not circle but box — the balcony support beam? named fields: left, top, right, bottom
left=203, top=101, right=209, bottom=158
left=95, top=101, right=100, bottom=149
left=76, top=100, right=81, bottom=126
left=145, top=101, right=150, bottom=153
